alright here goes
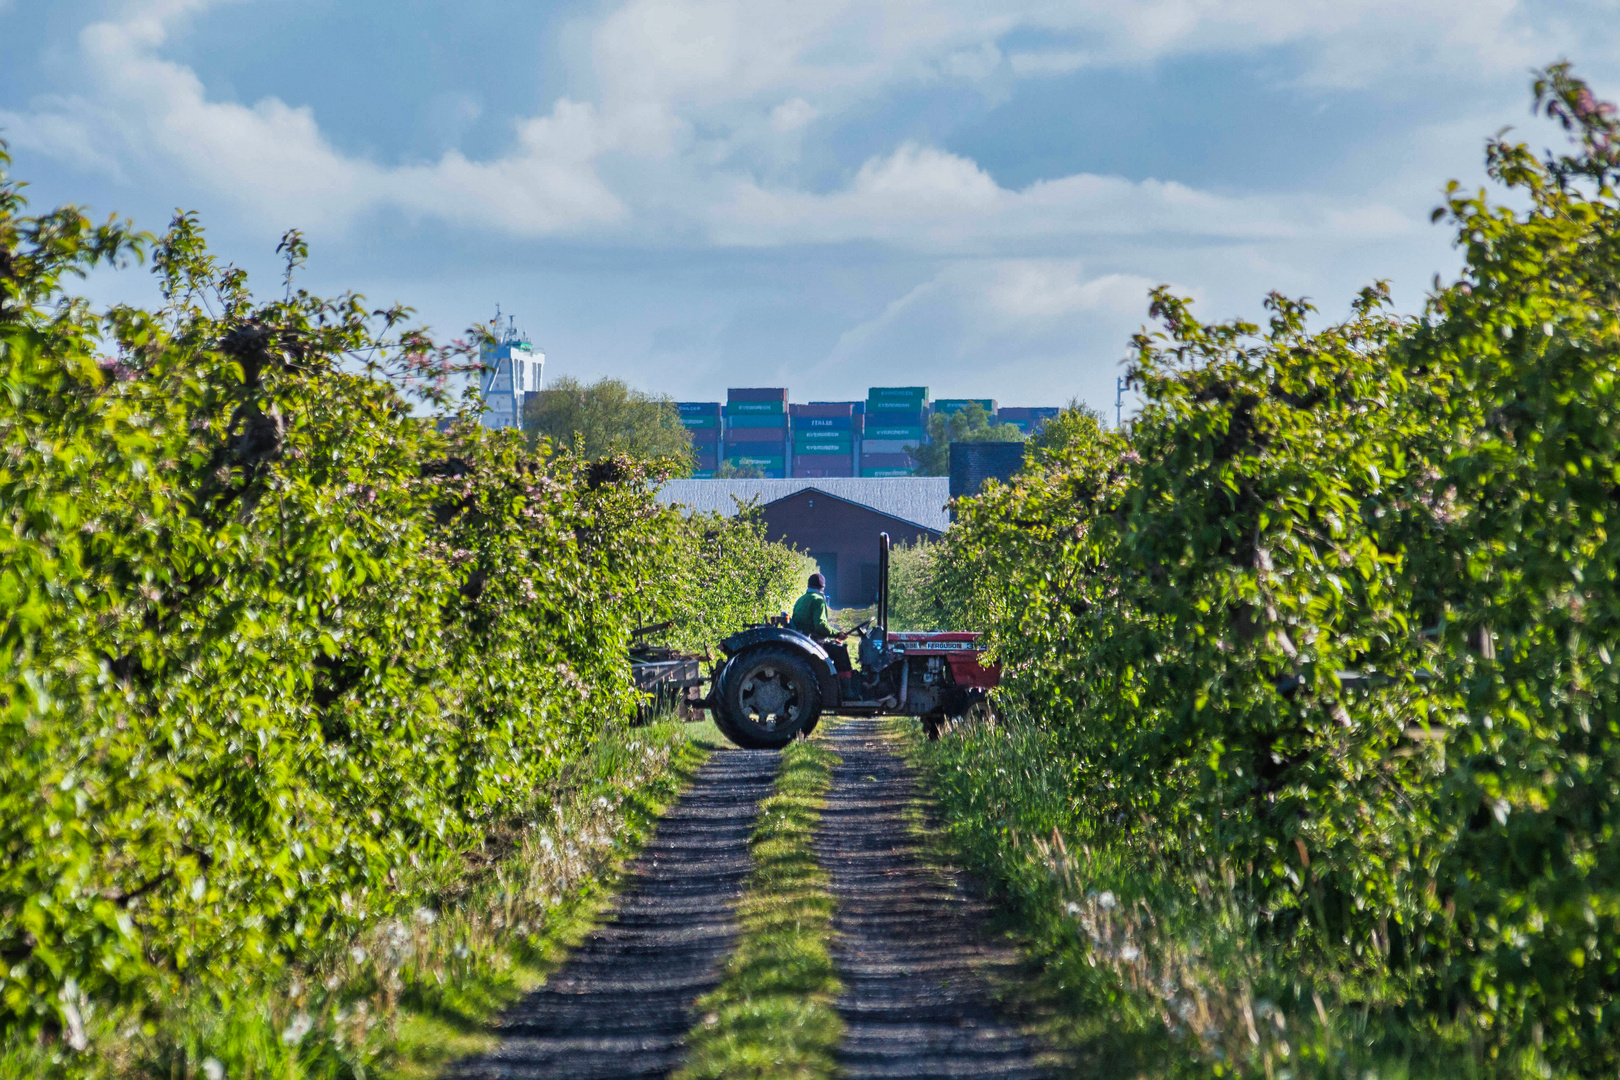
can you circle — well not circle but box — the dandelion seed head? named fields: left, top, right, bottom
left=281, top=1013, right=313, bottom=1046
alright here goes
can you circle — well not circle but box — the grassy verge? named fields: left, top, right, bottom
left=675, top=734, right=842, bottom=1080
left=903, top=714, right=1532, bottom=1080
left=3, top=718, right=721, bottom=1080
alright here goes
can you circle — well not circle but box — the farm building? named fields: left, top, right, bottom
left=656, top=478, right=949, bottom=608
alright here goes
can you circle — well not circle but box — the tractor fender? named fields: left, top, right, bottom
left=717, top=626, right=841, bottom=708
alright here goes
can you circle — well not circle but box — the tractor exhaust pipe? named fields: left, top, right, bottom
left=877, top=532, right=891, bottom=635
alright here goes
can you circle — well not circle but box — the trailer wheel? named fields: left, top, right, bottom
left=714, top=646, right=823, bottom=749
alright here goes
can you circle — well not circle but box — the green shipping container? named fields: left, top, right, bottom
left=867, top=386, right=929, bottom=403
left=864, top=425, right=926, bottom=441
left=727, top=455, right=785, bottom=469
left=681, top=416, right=720, bottom=429
left=691, top=469, right=717, bottom=479
left=933, top=398, right=994, bottom=414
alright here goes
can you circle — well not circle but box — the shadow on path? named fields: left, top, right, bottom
left=817, top=719, right=1056, bottom=1080
left=450, top=746, right=778, bottom=1080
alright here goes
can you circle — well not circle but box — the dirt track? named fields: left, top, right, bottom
left=450, top=748, right=779, bottom=1080
left=454, top=721, right=1053, bottom=1079
left=817, top=719, right=1054, bottom=1079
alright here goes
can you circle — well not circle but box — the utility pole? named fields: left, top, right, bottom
left=1115, top=376, right=1128, bottom=430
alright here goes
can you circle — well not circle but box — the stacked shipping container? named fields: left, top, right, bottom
left=676, top=401, right=721, bottom=477
left=790, top=402, right=857, bottom=478
left=725, top=388, right=790, bottom=477
left=675, top=390, right=1060, bottom=479
left=861, top=386, right=928, bottom=476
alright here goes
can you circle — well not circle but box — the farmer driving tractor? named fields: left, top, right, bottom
left=791, top=573, right=853, bottom=679
left=703, top=534, right=997, bottom=749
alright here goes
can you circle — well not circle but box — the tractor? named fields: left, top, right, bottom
left=704, top=533, right=1000, bottom=749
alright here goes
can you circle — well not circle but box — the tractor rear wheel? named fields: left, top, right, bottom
left=714, top=646, right=823, bottom=750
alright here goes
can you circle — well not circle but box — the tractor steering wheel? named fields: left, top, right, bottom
left=847, top=617, right=875, bottom=637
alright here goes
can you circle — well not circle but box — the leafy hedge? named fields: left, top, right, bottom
left=660, top=507, right=815, bottom=656
left=937, top=67, right=1620, bottom=1074
left=0, top=150, right=788, bottom=1049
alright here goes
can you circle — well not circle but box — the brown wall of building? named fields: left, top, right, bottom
left=760, top=489, right=938, bottom=608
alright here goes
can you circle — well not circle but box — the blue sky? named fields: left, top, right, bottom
left=3, top=0, right=1618, bottom=412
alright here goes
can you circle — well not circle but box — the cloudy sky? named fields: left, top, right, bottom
left=2, top=0, right=1617, bottom=411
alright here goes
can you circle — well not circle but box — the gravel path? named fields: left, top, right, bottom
left=816, top=719, right=1055, bottom=1080
left=450, top=746, right=778, bottom=1080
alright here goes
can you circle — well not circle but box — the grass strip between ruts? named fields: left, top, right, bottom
left=675, top=733, right=843, bottom=1080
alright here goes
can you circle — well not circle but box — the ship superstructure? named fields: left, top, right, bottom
left=478, top=308, right=544, bottom=430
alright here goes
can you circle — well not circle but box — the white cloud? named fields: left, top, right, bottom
left=810, top=259, right=1168, bottom=407
left=0, top=98, right=127, bottom=180
left=0, top=0, right=1602, bottom=252
left=579, top=0, right=1583, bottom=118
left=985, top=264, right=1155, bottom=320
left=1006, top=49, right=1095, bottom=77
left=938, top=42, right=1004, bottom=81
left=770, top=98, right=818, bottom=133
left=712, top=143, right=1415, bottom=252
left=23, top=0, right=626, bottom=234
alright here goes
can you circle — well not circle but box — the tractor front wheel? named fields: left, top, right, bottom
left=713, top=646, right=823, bottom=750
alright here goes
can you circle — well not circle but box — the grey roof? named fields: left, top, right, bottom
left=656, top=478, right=951, bottom=533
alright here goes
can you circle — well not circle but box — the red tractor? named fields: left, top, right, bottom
left=705, top=533, right=1000, bottom=749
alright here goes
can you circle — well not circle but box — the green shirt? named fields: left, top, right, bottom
left=791, top=589, right=835, bottom=637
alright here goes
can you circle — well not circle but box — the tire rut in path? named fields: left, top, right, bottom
left=817, top=718, right=1054, bottom=1079
left=450, top=746, right=778, bottom=1080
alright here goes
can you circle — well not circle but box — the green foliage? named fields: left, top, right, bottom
left=0, top=719, right=713, bottom=1079
left=933, top=66, right=1620, bottom=1076
left=0, top=145, right=775, bottom=1056
left=658, top=509, right=816, bottom=654
left=524, top=374, right=694, bottom=469
left=887, top=540, right=946, bottom=631
left=677, top=736, right=842, bottom=1080
left=907, top=403, right=1024, bottom=476
left=1028, top=398, right=1107, bottom=458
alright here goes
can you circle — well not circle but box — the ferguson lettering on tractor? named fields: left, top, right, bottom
left=704, top=533, right=1000, bottom=749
